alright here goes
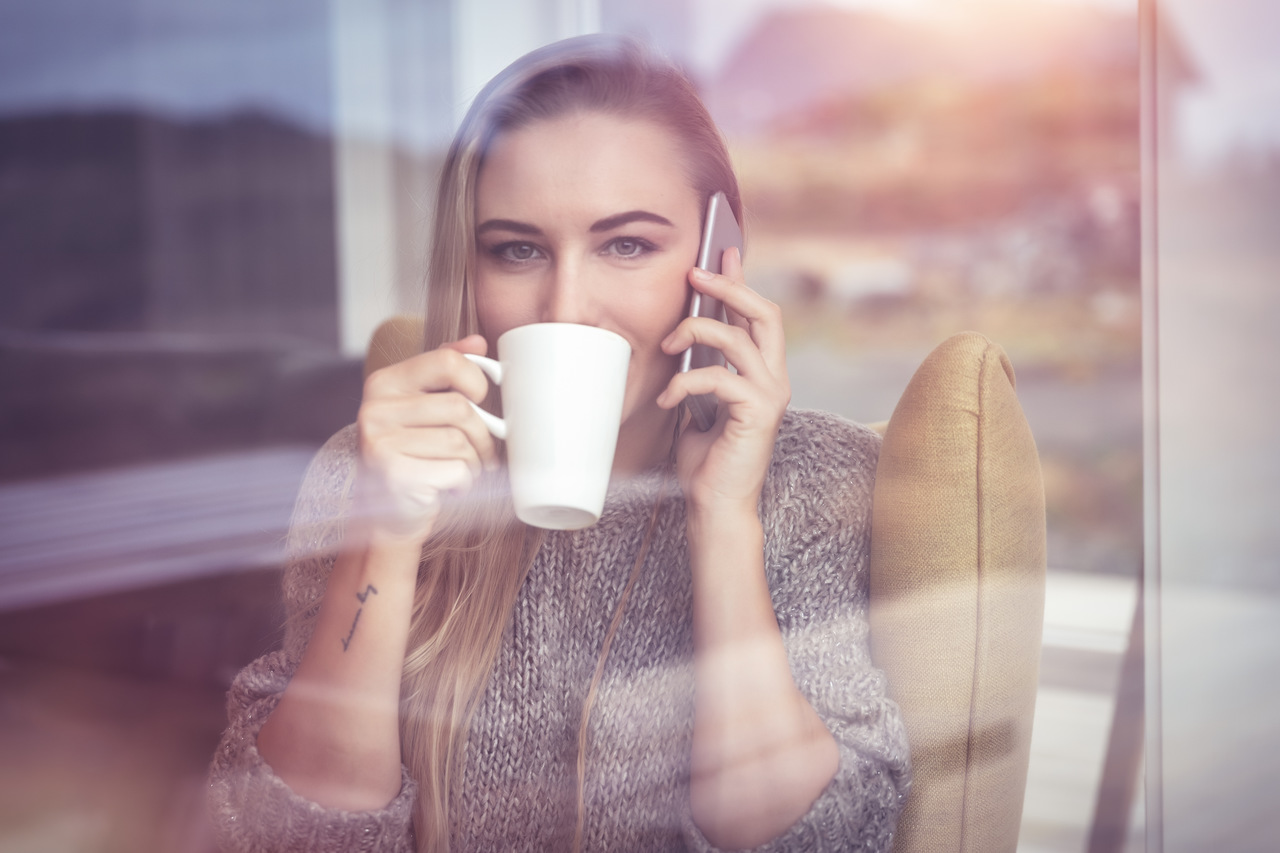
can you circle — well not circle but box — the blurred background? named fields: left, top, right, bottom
left=1, top=1, right=1276, bottom=851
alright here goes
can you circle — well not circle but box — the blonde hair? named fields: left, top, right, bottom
left=402, top=34, right=741, bottom=852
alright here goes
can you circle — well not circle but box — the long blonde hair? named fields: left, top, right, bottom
left=401, top=34, right=742, bottom=852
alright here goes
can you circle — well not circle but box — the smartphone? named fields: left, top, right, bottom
left=680, top=191, right=743, bottom=431
left=675, top=193, right=747, bottom=432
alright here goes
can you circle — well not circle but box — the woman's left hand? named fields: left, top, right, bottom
left=658, top=247, right=790, bottom=516
left=662, top=251, right=837, bottom=849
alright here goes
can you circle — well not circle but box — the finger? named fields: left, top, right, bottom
left=720, top=245, right=746, bottom=286
left=386, top=425, right=486, bottom=472
left=363, top=457, right=478, bottom=528
left=657, top=366, right=780, bottom=418
left=719, top=247, right=751, bottom=334
left=389, top=456, right=479, bottom=497
left=685, top=259, right=786, bottom=373
left=661, top=316, right=770, bottom=381
left=718, top=248, right=760, bottom=339
left=366, top=340, right=492, bottom=404
left=361, top=393, right=499, bottom=470
left=441, top=334, right=488, bottom=356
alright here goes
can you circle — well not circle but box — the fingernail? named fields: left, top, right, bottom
left=690, top=268, right=713, bottom=282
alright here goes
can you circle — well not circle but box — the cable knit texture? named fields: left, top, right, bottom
left=208, top=408, right=910, bottom=852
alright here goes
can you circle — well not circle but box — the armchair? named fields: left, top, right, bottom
left=364, top=320, right=1047, bottom=853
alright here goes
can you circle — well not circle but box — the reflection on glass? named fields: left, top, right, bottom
left=1, top=3, right=352, bottom=851
left=699, top=3, right=1140, bottom=849
left=1150, top=1, right=1280, bottom=851
left=21, top=0, right=1275, bottom=850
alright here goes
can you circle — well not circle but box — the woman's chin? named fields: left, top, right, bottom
left=614, top=406, right=678, bottom=474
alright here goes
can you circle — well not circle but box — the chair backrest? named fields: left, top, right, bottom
left=365, top=315, right=425, bottom=379
left=869, top=332, right=1047, bottom=853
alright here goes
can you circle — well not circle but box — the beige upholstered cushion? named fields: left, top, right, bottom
left=869, top=332, right=1046, bottom=853
left=365, top=315, right=426, bottom=379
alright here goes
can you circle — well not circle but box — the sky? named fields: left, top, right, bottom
left=0, top=0, right=333, bottom=129
left=0, top=0, right=1274, bottom=164
left=687, top=0, right=1138, bottom=76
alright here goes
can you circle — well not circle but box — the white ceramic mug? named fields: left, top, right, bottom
left=464, top=323, right=631, bottom=530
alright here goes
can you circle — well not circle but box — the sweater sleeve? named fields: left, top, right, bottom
left=206, top=426, right=418, bottom=852
left=681, top=410, right=911, bottom=853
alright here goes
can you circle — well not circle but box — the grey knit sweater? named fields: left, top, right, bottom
left=208, top=408, right=909, bottom=852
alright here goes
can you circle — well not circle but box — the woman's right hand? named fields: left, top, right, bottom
left=354, top=334, right=499, bottom=544
left=258, top=338, right=496, bottom=810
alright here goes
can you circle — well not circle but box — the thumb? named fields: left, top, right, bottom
left=442, top=334, right=488, bottom=357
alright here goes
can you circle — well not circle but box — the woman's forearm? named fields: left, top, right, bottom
left=686, top=505, right=839, bottom=850
left=257, top=526, right=421, bottom=811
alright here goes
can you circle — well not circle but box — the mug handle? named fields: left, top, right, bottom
left=462, top=353, right=508, bottom=440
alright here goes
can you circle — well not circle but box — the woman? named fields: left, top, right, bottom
left=210, top=35, right=908, bottom=853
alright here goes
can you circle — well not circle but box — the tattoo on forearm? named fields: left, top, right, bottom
left=341, top=584, right=378, bottom=651
left=340, top=609, right=362, bottom=651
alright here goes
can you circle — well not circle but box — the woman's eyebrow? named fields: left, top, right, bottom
left=476, top=211, right=675, bottom=236
left=590, top=210, right=675, bottom=232
left=476, top=219, right=542, bottom=236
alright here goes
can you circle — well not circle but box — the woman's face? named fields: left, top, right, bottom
left=473, top=111, right=704, bottom=469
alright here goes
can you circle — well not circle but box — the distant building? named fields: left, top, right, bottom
left=0, top=110, right=338, bottom=346
left=1154, top=8, right=1201, bottom=163
left=600, top=0, right=693, bottom=71
left=706, top=4, right=1140, bottom=137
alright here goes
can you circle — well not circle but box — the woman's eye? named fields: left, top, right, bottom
left=606, top=237, right=655, bottom=259
left=492, top=242, right=541, bottom=263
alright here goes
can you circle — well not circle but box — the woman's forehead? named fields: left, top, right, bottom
left=475, top=113, right=700, bottom=224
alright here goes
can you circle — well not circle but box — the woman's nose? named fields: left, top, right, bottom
left=543, top=259, right=595, bottom=325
